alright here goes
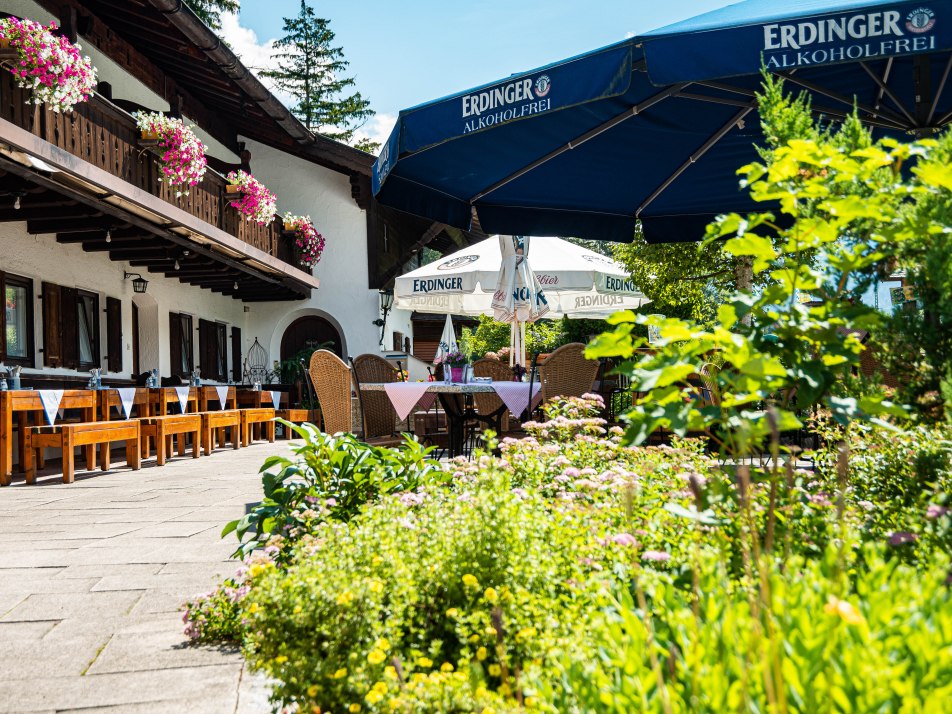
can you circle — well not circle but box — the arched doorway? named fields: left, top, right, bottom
left=280, top=315, right=343, bottom=362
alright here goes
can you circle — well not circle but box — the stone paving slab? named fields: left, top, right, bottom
left=0, top=442, right=286, bottom=712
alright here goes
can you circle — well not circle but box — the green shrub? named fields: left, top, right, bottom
left=222, top=424, right=444, bottom=561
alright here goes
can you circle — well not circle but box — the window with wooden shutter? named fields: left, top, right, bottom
left=42, top=282, right=62, bottom=367
left=75, top=290, right=99, bottom=369
left=106, top=296, right=122, bottom=373
left=198, top=319, right=227, bottom=382
left=169, top=312, right=193, bottom=377
left=231, top=326, right=242, bottom=382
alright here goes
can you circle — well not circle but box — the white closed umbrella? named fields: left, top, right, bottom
left=432, top=313, right=459, bottom=365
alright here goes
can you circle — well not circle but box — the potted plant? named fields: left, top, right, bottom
left=440, top=350, right=469, bottom=383
left=282, top=214, right=326, bottom=268
left=134, top=112, right=208, bottom=196
left=0, top=17, right=96, bottom=113
left=225, top=170, right=277, bottom=225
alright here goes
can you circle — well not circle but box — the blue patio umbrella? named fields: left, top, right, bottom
left=373, top=0, right=952, bottom=243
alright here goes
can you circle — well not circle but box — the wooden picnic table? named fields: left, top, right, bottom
left=235, top=388, right=285, bottom=409
left=0, top=389, right=98, bottom=486
left=146, top=387, right=200, bottom=416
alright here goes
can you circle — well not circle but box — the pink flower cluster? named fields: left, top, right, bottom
left=283, top=214, right=326, bottom=267
left=135, top=112, right=207, bottom=196
left=0, top=18, right=96, bottom=113
left=226, top=170, right=277, bottom=225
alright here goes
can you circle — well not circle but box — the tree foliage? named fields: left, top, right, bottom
left=184, top=0, right=239, bottom=31
left=588, top=74, right=943, bottom=453
left=262, top=1, right=376, bottom=152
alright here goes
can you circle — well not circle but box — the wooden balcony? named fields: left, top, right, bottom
left=0, top=72, right=295, bottom=267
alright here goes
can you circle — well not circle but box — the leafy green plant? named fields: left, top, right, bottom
left=222, top=422, right=444, bottom=560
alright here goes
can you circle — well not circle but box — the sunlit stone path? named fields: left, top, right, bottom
left=0, top=442, right=289, bottom=713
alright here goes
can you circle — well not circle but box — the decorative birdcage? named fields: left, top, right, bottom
left=243, top=337, right=269, bottom=385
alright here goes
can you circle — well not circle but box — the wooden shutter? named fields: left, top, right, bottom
left=169, top=312, right=182, bottom=377
left=198, top=318, right=212, bottom=380
left=231, top=326, right=242, bottom=382
left=41, top=282, right=62, bottom=367
left=105, top=297, right=122, bottom=373
left=60, top=286, right=79, bottom=369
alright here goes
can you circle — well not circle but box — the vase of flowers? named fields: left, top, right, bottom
left=0, top=17, right=97, bottom=113
left=440, top=350, right=468, bottom=383
left=134, top=112, right=207, bottom=197
left=283, top=214, right=326, bottom=268
left=225, top=170, right=277, bottom=225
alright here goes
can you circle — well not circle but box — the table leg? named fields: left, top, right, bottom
left=83, top=408, right=96, bottom=471
left=438, top=394, right=466, bottom=458
left=0, top=397, right=11, bottom=484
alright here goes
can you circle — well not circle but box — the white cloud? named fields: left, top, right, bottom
left=218, top=13, right=294, bottom=106
left=354, top=112, right=397, bottom=154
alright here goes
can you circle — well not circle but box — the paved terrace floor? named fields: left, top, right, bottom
left=0, top=442, right=289, bottom=713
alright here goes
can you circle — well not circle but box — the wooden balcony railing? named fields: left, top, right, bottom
left=0, top=73, right=294, bottom=264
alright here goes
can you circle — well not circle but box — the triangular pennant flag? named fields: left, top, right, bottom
left=269, top=390, right=281, bottom=409
left=174, top=386, right=190, bottom=414
left=38, top=389, right=64, bottom=426
left=215, top=386, right=230, bottom=410
left=116, top=387, right=137, bottom=419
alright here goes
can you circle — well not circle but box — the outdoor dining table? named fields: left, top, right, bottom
left=0, top=389, right=98, bottom=485
left=235, top=388, right=285, bottom=409
left=360, top=381, right=542, bottom=458
left=146, top=386, right=200, bottom=416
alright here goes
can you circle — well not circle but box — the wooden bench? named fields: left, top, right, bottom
left=240, top=408, right=276, bottom=447
left=200, top=410, right=241, bottom=455
left=275, top=408, right=320, bottom=439
left=24, top=421, right=141, bottom=484
left=139, top=414, right=202, bottom=466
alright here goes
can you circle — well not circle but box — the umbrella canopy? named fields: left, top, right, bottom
left=374, top=0, right=952, bottom=244
left=394, top=235, right=649, bottom=319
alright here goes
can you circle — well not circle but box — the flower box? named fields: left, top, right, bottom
left=225, top=184, right=243, bottom=195
left=225, top=170, right=277, bottom=225
left=134, top=112, right=207, bottom=197
left=283, top=214, right=325, bottom=268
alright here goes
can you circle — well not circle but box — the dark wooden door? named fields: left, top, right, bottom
left=279, top=316, right=343, bottom=361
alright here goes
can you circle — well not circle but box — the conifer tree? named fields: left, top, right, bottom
left=263, top=1, right=376, bottom=152
left=184, top=0, right=239, bottom=31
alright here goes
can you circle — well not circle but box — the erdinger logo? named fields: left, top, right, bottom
left=581, top=253, right=615, bottom=266
left=437, top=255, right=478, bottom=270
left=907, top=7, right=936, bottom=33
left=534, top=75, right=551, bottom=98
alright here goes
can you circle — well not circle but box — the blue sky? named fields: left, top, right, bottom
left=227, top=0, right=729, bottom=143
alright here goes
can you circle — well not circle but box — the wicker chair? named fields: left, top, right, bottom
left=538, top=343, right=599, bottom=404
left=472, top=357, right=512, bottom=431
left=352, top=354, right=399, bottom=439
left=308, top=350, right=354, bottom=434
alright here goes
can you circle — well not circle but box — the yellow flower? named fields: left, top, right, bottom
left=384, top=666, right=397, bottom=680
left=824, top=596, right=866, bottom=625
left=481, top=709, right=496, bottom=714
left=372, top=682, right=388, bottom=693
left=369, top=580, right=383, bottom=594
left=600, top=691, right=613, bottom=706
left=468, top=634, right=480, bottom=643
left=389, top=699, right=404, bottom=711
left=372, top=556, right=383, bottom=566
left=274, top=655, right=288, bottom=664
left=332, top=668, right=348, bottom=679
left=247, top=602, right=260, bottom=614
left=440, top=662, right=454, bottom=672
left=498, top=683, right=512, bottom=697
left=365, top=690, right=383, bottom=705
left=445, top=607, right=459, bottom=618
left=293, top=605, right=302, bottom=614
left=476, top=647, right=488, bottom=661
left=516, top=627, right=537, bottom=641
left=367, top=649, right=386, bottom=665
left=349, top=705, right=361, bottom=713
left=483, top=587, right=498, bottom=603
left=307, top=685, right=319, bottom=697
left=488, top=664, right=501, bottom=677
left=525, top=697, right=538, bottom=708
left=462, top=574, right=479, bottom=588
left=484, top=625, right=497, bottom=636
left=375, top=637, right=391, bottom=651
left=336, top=591, right=354, bottom=605
left=416, top=657, right=433, bottom=668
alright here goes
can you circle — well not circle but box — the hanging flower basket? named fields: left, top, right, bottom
left=134, top=112, right=208, bottom=197
left=283, top=214, right=326, bottom=268
left=225, top=170, right=277, bottom=225
left=0, top=18, right=97, bottom=113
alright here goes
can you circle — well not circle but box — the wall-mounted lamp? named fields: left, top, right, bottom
left=124, top=271, right=149, bottom=294
left=372, top=288, right=394, bottom=345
